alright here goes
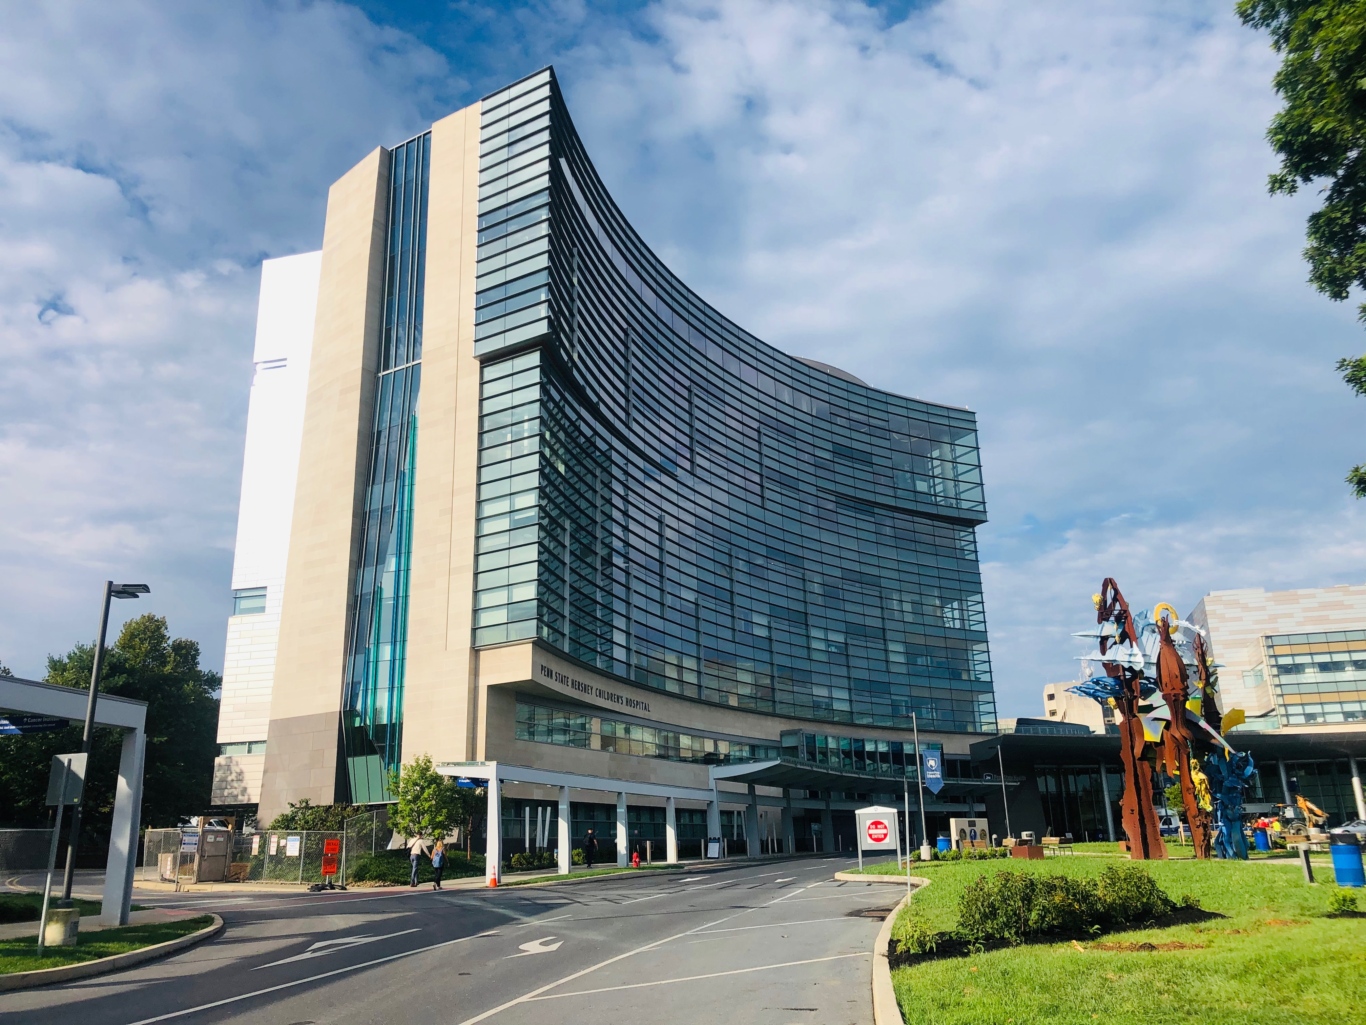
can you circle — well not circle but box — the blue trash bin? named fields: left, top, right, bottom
left=1254, top=828, right=1270, bottom=852
left=1330, top=831, right=1364, bottom=888
left=936, top=835, right=951, bottom=853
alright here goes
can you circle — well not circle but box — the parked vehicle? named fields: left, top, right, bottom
left=1158, top=815, right=1182, bottom=837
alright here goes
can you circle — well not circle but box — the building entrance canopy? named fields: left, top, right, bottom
left=0, top=676, right=147, bottom=926
left=710, top=757, right=1019, bottom=799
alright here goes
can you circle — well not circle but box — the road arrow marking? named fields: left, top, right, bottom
left=676, top=876, right=703, bottom=882
left=253, top=928, right=419, bottom=969
left=507, top=936, right=563, bottom=958
left=774, top=877, right=796, bottom=884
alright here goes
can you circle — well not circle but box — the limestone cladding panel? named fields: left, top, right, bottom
left=403, top=102, right=484, bottom=771
left=218, top=585, right=284, bottom=745
left=260, top=147, right=390, bottom=823
left=1188, top=584, right=1366, bottom=717
left=212, top=754, right=265, bottom=806
left=475, top=641, right=976, bottom=758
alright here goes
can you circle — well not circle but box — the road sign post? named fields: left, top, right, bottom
left=38, top=754, right=86, bottom=954
left=855, top=806, right=900, bottom=873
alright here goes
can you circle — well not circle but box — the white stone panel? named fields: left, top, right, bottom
left=217, top=252, right=321, bottom=760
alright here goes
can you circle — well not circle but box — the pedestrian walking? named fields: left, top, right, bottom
left=410, top=840, right=421, bottom=887
left=584, top=828, right=598, bottom=869
left=432, top=839, right=446, bottom=890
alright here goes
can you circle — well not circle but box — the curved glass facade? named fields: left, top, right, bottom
left=472, top=69, right=995, bottom=733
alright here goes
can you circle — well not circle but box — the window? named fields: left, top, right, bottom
left=219, top=740, right=267, bottom=756
left=232, top=588, right=267, bottom=615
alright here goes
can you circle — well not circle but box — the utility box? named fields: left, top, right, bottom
left=949, top=817, right=989, bottom=849
left=194, top=828, right=232, bottom=882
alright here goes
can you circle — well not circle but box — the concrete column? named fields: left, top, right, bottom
left=100, top=726, right=146, bottom=926
left=486, top=773, right=502, bottom=886
left=1279, top=759, right=1294, bottom=806
left=745, top=784, right=761, bottom=858
left=616, top=792, right=629, bottom=867
left=557, top=785, right=571, bottom=875
left=1350, top=757, right=1366, bottom=821
left=781, top=790, right=795, bottom=854
left=707, top=783, right=721, bottom=845
left=524, top=806, right=531, bottom=856
left=821, top=795, right=835, bottom=854
left=1098, top=762, right=1117, bottom=843
left=665, top=796, right=678, bottom=864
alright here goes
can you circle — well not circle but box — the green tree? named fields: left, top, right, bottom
left=0, top=615, right=220, bottom=847
left=268, top=798, right=356, bottom=831
left=1239, top=0, right=1366, bottom=494
left=387, top=754, right=474, bottom=844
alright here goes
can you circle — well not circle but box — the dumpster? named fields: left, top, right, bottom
left=1330, top=831, right=1364, bottom=888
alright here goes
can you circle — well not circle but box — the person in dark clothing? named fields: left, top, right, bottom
left=410, top=842, right=421, bottom=887
left=431, top=840, right=446, bottom=890
left=584, top=829, right=598, bottom=869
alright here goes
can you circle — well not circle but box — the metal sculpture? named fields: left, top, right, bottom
left=1155, top=615, right=1212, bottom=858
left=1204, top=750, right=1255, bottom=859
left=1070, top=579, right=1256, bottom=860
left=1092, top=579, right=1167, bottom=860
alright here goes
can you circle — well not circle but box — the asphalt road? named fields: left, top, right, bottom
left=3, top=855, right=904, bottom=1025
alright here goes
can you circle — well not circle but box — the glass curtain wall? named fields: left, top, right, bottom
left=472, top=69, right=995, bottom=733
left=341, top=132, right=430, bottom=803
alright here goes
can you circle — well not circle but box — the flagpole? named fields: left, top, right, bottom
left=913, top=712, right=929, bottom=861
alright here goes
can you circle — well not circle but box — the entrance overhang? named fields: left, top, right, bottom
left=0, top=676, right=147, bottom=926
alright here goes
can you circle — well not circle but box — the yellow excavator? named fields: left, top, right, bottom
left=1277, top=794, right=1328, bottom=838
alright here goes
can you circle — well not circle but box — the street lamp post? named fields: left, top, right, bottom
left=59, top=581, right=149, bottom=905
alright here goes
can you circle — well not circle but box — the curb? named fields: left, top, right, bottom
left=841, top=870, right=930, bottom=1025
left=834, top=870, right=931, bottom=884
left=0, top=914, right=223, bottom=991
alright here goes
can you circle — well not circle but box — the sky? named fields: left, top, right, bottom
left=2, top=0, right=1364, bottom=720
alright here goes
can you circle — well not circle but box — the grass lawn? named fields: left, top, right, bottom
left=887, top=857, right=1365, bottom=1025
left=0, top=915, right=214, bottom=975
left=0, top=892, right=103, bottom=924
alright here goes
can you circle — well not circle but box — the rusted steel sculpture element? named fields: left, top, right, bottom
left=1155, top=615, right=1212, bottom=858
left=1096, top=578, right=1167, bottom=860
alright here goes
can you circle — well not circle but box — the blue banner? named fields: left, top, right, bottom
left=922, top=743, right=944, bottom=794
left=0, top=715, right=68, bottom=736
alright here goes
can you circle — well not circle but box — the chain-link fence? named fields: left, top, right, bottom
left=141, top=827, right=196, bottom=882
left=0, top=828, right=55, bottom=872
left=230, top=830, right=345, bottom=884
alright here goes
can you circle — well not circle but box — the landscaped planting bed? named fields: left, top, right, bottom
left=884, top=857, right=1365, bottom=1024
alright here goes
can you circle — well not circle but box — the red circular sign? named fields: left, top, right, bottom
left=866, top=819, right=889, bottom=843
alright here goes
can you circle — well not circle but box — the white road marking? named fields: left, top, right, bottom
left=619, top=893, right=664, bottom=905
left=123, top=931, right=486, bottom=1025
left=516, top=914, right=573, bottom=928
left=252, top=928, right=419, bottom=969
left=774, top=877, right=796, bottom=884
left=526, top=952, right=869, bottom=1000
left=454, top=883, right=817, bottom=1025
left=690, top=915, right=852, bottom=935
left=675, top=876, right=704, bottom=882
left=506, top=936, right=564, bottom=958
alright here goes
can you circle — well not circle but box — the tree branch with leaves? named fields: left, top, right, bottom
left=1239, top=0, right=1366, bottom=494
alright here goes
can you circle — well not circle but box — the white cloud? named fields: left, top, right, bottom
left=0, top=1, right=452, bottom=676
left=553, top=0, right=1366, bottom=713
left=2, top=0, right=1360, bottom=724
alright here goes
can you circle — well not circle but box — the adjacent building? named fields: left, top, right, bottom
left=215, top=68, right=1001, bottom=858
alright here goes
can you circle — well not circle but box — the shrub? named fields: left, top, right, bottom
left=1095, top=864, right=1174, bottom=925
left=958, top=872, right=1038, bottom=943
left=1329, top=889, right=1359, bottom=914
left=1028, top=875, right=1103, bottom=937
left=891, top=913, right=941, bottom=954
left=268, top=798, right=356, bottom=832
left=956, top=866, right=1175, bottom=945
left=928, top=846, right=1009, bottom=862
left=345, top=849, right=484, bottom=885
left=509, top=851, right=558, bottom=871
left=572, top=847, right=585, bottom=865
